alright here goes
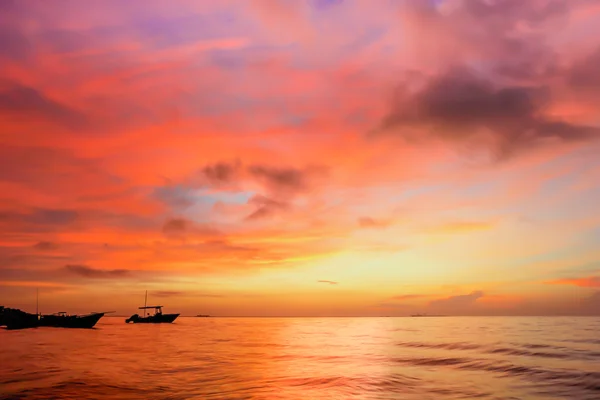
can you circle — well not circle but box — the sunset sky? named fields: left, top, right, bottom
left=1, top=0, right=600, bottom=316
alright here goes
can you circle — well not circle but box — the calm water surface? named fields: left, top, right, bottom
left=1, top=317, right=599, bottom=399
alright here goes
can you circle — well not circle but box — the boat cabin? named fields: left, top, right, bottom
left=139, top=305, right=163, bottom=317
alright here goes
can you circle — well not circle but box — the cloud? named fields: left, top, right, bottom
left=569, top=46, right=600, bottom=90
left=376, top=67, right=599, bottom=161
left=425, top=221, right=495, bottom=235
left=199, top=240, right=257, bottom=254
left=202, top=160, right=242, bottom=184
left=391, top=294, right=431, bottom=301
left=162, top=218, right=187, bottom=233
left=429, top=291, right=484, bottom=310
left=245, top=195, right=288, bottom=221
left=64, top=264, right=131, bottom=279
left=33, top=241, right=59, bottom=251
left=247, top=165, right=310, bottom=193
left=151, top=290, right=184, bottom=298
left=317, top=280, right=338, bottom=285
left=27, top=209, right=79, bottom=225
left=545, top=276, right=600, bottom=288
left=0, top=81, right=89, bottom=129
left=154, top=186, right=196, bottom=209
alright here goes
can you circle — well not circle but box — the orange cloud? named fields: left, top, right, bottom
left=545, top=276, right=600, bottom=288
left=424, top=221, right=495, bottom=235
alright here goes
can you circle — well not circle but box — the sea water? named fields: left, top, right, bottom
left=1, top=316, right=599, bottom=399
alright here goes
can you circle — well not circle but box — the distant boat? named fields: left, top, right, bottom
left=410, top=313, right=447, bottom=317
left=195, top=314, right=210, bottom=317
left=125, top=291, right=179, bottom=324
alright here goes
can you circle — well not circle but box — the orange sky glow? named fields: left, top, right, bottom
left=1, top=0, right=600, bottom=316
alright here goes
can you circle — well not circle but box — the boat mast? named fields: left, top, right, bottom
left=36, top=288, right=39, bottom=316
left=144, top=290, right=148, bottom=317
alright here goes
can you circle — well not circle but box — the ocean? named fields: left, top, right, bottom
left=1, top=316, right=599, bottom=399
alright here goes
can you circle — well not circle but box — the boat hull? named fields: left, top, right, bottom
left=1, top=307, right=104, bottom=330
left=40, top=313, right=104, bottom=328
left=125, top=313, right=179, bottom=324
left=1, top=308, right=39, bottom=330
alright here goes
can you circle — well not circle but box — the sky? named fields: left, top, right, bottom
left=1, top=0, right=600, bottom=316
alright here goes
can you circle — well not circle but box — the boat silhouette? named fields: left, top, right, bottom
left=125, top=291, right=179, bottom=324
left=40, top=311, right=106, bottom=328
left=410, top=313, right=447, bottom=317
left=0, top=306, right=40, bottom=330
left=0, top=306, right=106, bottom=330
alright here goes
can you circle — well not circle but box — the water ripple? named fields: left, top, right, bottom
left=1, top=316, right=599, bottom=399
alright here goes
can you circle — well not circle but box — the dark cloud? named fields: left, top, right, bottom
left=247, top=165, right=308, bottom=192
left=161, top=218, right=221, bottom=240
left=0, top=81, right=89, bottom=128
left=0, top=145, right=124, bottom=197
left=202, top=160, right=242, bottom=183
left=27, top=208, right=79, bottom=225
left=0, top=208, right=80, bottom=231
left=162, top=218, right=187, bottom=233
left=377, top=67, right=599, bottom=160
left=318, top=280, right=338, bottom=285
left=153, top=185, right=196, bottom=209
left=64, top=264, right=131, bottom=279
left=429, top=291, right=484, bottom=310
left=358, top=217, right=390, bottom=229
left=0, top=25, right=32, bottom=62
left=569, top=46, right=600, bottom=91
left=33, top=241, right=59, bottom=251
left=245, top=195, right=288, bottom=221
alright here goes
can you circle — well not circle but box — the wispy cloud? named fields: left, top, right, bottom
left=64, top=265, right=131, bottom=279
left=545, top=276, right=600, bottom=288
left=391, top=294, right=432, bottom=301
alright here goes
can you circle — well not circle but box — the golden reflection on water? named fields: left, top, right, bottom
left=1, top=317, right=599, bottom=399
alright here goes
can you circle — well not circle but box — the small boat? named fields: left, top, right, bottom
left=195, top=314, right=210, bottom=317
left=410, top=313, right=447, bottom=317
left=39, top=311, right=105, bottom=328
left=125, top=291, right=179, bottom=324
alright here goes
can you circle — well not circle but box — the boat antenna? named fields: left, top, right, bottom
left=144, top=290, right=148, bottom=317
left=36, top=288, right=39, bottom=316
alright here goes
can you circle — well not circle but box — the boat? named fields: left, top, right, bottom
left=0, top=307, right=105, bottom=330
left=125, top=291, right=179, bottom=324
left=195, top=314, right=210, bottom=317
left=39, top=311, right=105, bottom=328
left=0, top=307, right=40, bottom=330
left=410, top=313, right=447, bottom=317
